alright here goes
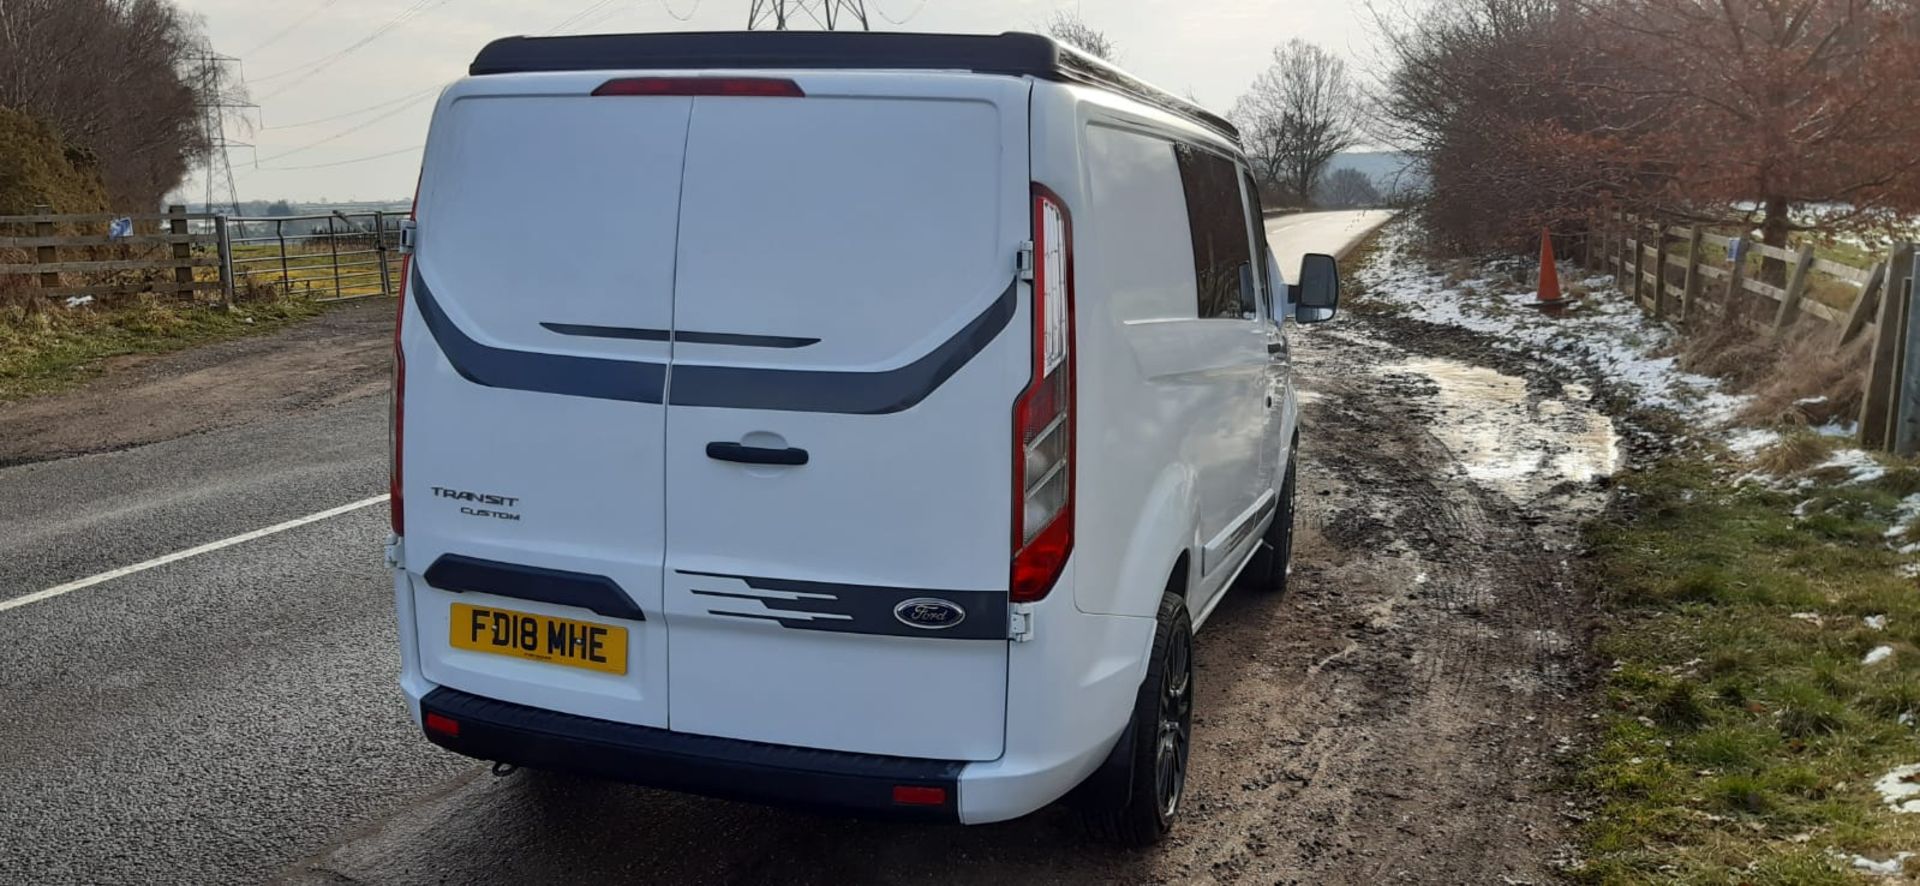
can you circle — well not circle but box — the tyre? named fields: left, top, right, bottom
left=1248, top=453, right=1298, bottom=593
left=1080, top=590, right=1195, bottom=847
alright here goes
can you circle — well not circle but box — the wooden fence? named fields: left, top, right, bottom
left=1585, top=214, right=1919, bottom=453
left=0, top=204, right=229, bottom=301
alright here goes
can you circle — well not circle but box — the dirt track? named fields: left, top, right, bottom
left=0, top=297, right=394, bottom=467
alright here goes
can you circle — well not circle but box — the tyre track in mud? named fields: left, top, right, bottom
left=281, top=310, right=1604, bottom=886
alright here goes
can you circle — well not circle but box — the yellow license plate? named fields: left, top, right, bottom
left=450, top=603, right=628, bottom=675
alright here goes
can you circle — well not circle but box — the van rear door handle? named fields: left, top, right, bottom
left=706, top=442, right=809, bottom=466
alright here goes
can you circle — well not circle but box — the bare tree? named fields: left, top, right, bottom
left=1316, top=167, right=1382, bottom=208
left=0, top=0, right=213, bottom=210
left=1232, top=40, right=1361, bottom=207
left=1046, top=8, right=1117, bottom=60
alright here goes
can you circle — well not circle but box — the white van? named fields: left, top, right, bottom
left=387, top=30, right=1340, bottom=844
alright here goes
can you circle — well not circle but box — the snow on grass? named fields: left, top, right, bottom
left=1355, top=224, right=1747, bottom=424
left=1814, top=448, right=1888, bottom=484
left=1728, top=428, right=1781, bottom=457
left=1864, top=645, right=1896, bottom=665
left=1873, top=764, right=1920, bottom=813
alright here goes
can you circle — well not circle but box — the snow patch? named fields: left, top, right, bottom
left=1814, top=449, right=1887, bottom=485
left=1863, top=645, right=1895, bottom=666
left=1865, top=615, right=1889, bottom=631
left=1354, top=226, right=1746, bottom=423
left=1727, top=428, right=1781, bottom=457
left=1873, top=764, right=1920, bottom=813
left=1850, top=853, right=1914, bottom=877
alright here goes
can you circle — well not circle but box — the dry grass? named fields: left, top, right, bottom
left=1674, top=319, right=1869, bottom=429
left=0, top=281, right=322, bottom=401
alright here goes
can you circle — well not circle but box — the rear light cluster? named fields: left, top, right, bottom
left=390, top=189, right=417, bottom=536
left=1011, top=187, right=1075, bottom=603
left=592, top=77, right=805, bottom=98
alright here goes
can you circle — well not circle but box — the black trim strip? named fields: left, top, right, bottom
left=422, top=687, right=962, bottom=821
left=413, top=270, right=666, bottom=403
left=423, top=554, right=646, bottom=622
left=667, top=279, right=1017, bottom=415
left=541, top=322, right=820, bottom=349
left=681, top=570, right=1008, bottom=641
left=413, top=268, right=1014, bottom=414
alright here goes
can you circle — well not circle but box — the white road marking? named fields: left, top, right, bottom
left=0, top=495, right=389, bottom=614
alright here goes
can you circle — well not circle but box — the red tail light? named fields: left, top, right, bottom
left=424, top=712, right=459, bottom=738
left=592, top=77, right=805, bottom=98
left=1011, top=186, right=1075, bottom=602
left=891, top=785, right=948, bottom=806
left=390, top=187, right=417, bottom=536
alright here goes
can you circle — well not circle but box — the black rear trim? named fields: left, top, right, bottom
left=423, top=554, right=645, bottom=622
left=468, top=30, right=1238, bottom=142
left=541, top=322, right=820, bottom=349
left=680, top=569, right=1009, bottom=640
left=412, top=267, right=1015, bottom=415
left=421, top=687, right=962, bottom=821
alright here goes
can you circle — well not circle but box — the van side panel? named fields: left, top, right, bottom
left=1069, top=102, right=1266, bottom=620
left=401, top=80, right=690, bottom=728
left=660, top=74, right=1030, bottom=761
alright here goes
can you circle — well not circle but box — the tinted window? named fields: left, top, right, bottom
left=1174, top=145, right=1255, bottom=319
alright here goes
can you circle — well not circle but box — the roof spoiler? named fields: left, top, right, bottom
left=468, top=30, right=1239, bottom=144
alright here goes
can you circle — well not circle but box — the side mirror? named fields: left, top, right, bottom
left=1292, top=252, right=1339, bottom=324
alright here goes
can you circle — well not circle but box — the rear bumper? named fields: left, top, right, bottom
left=419, top=687, right=964, bottom=821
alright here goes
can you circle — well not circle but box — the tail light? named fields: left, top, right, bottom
left=390, top=188, right=417, bottom=536
left=592, top=77, right=805, bottom=98
left=1011, top=186, right=1075, bottom=602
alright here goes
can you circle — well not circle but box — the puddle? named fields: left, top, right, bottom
left=1396, top=357, right=1619, bottom=506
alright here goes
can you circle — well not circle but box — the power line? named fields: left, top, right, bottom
left=253, top=91, right=439, bottom=165
left=250, top=145, right=421, bottom=172
left=261, top=84, right=446, bottom=130
left=252, top=0, right=455, bottom=99
left=547, top=0, right=623, bottom=34
left=242, top=0, right=344, bottom=56
left=874, top=0, right=927, bottom=25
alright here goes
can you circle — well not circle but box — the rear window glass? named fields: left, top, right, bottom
left=1174, top=145, right=1254, bottom=320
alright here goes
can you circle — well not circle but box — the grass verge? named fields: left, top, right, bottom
left=0, top=294, right=325, bottom=402
left=1575, top=450, right=1920, bottom=883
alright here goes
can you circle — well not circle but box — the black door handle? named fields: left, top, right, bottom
left=707, top=442, right=809, bottom=466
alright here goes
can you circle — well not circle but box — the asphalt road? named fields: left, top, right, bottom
left=0, top=210, right=1392, bottom=885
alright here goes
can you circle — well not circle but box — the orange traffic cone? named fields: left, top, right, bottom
left=1537, top=227, right=1563, bottom=303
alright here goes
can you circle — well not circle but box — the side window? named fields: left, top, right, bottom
left=1173, top=144, right=1255, bottom=320
left=1241, top=171, right=1272, bottom=319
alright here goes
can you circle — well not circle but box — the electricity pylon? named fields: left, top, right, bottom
left=747, top=1, right=869, bottom=30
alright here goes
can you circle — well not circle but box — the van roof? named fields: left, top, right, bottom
left=468, top=30, right=1239, bottom=143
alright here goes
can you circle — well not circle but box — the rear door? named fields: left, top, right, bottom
left=401, top=76, right=688, bottom=727
left=660, top=73, right=1031, bottom=761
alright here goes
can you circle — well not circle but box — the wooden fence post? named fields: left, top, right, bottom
left=1896, top=248, right=1920, bottom=456
left=1723, top=238, right=1748, bottom=321
left=1841, top=260, right=1889, bottom=345
left=1631, top=220, right=1647, bottom=308
left=168, top=205, right=193, bottom=293
left=1680, top=225, right=1703, bottom=324
left=33, top=204, right=57, bottom=294
left=1651, top=226, right=1670, bottom=318
left=1861, top=243, right=1916, bottom=449
left=215, top=215, right=233, bottom=306
left=1772, top=244, right=1817, bottom=332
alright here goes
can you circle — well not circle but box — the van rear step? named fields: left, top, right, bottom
left=420, top=688, right=963, bottom=821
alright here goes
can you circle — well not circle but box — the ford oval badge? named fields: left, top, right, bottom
left=894, top=598, right=966, bottom=630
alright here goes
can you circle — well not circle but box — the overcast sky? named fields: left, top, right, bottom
left=173, top=0, right=1393, bottom=203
